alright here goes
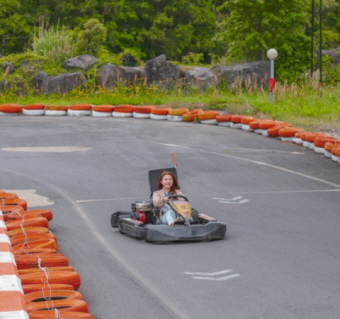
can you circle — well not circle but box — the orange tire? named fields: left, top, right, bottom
left=0, top=192, right=19, bottom=199
left=240, top=116, right=257, bottom=125
left=0, top=103, right=22, bottom=113
left=23, top=284, right=75, bottom=294
left=305, top=132, right=331, bottom=143
left=20, top=271, right=81, bottom=290
left=10, top=232, right=56, bottom=246
left=12, top=238, right=57, bottom=253
left=134, top=105, right=156, bottom=113
left=230, top=115, right=243, bottom=123
left=278, top=127, right=303, bottom=137
left=26, top=298, right=88, bottom=313
left=5, top=216, right=49, bottom=231
left=7, top=227, right=49, bottom=237
left=69, top=104, right=92, bottom=110
left=25, top=290, right=83, bottom=304
left=151, top=107, right=171, bottom=115
left=249, top=120, right=260, bottom=129
left=0, top=205, right=24, bottom=217
left=258, top=120, right=278, bottom=129
left=182, top=113, right=196, bottom=122
left=168, top=108, right=189, bottom=116
left=29, top=310, right=94, bottom=319
left=45, top=105, right=68, bottom=111
left=300, top=132, right=313, bottom=141
left=197, top=111, right=219, bottom=121
left=215, top=114, right=232, bottom=123
left=114, top=104, right=135, bottom=113
left=2, top=198, right=27, bottom=210
left=92, top=105, right=114, bottom=112
left=23, top=104, right=45, bottom=110
left=19, top=266, right=74, bottom=275
left=324, top=140, right=340, bottom=152
left=14, top=248, right=57, bottom=255
left=314, top=136, right=337, bottom=148
left=267, top=123, right=291, bottom=137
left=15, top=253, right=68, bottom=269
left=188, top=108, right=204, bottom=115
left=6, top=209, right=53, bottom=221
left=332, top=146, right=340, bottom=156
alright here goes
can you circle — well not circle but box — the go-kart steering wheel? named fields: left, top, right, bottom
left=166, top=194, right=189, bottom=202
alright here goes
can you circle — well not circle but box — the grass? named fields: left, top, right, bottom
left=0, top=80, right=339, bottom=134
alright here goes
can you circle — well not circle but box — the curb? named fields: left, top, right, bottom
left=0, top=210, right=29, bottom=319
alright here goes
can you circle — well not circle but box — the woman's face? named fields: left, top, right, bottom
left=161, top=174, right=174, bottom=189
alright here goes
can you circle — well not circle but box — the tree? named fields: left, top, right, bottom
left=0, top=0, right=31, bottom=55
left=74, top=19, right=107, bottom=56
left=214, top=0, right=311, bottom=81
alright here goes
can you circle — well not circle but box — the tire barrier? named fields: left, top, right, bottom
left=67, top=104, right=92, bottom=116
left=44, top=105, right=69, bottom=116
left=0, top=190, right=96, bottom=319
left=0, top=103, right=22, bottom=115
left=92, top=105, right=114, bottom=117
left=0, top=209, right=29, bottom=319
left=22, top=104, right=45, bottom=116
left=29, top=310, right=94, bottom=319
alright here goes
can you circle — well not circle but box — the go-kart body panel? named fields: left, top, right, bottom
left=114, top=212, right=226, bottom=242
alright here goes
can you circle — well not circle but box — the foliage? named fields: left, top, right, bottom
left=182, top=52, right=204, bottom=65
left=73, top=19, right=107, bottom=56
left=31, top=22, right=74, bottom=64
left=0, top=0, right=30, bottom=55
left=214, top=0, right=311, bottom=81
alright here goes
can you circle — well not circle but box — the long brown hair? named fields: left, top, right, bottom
left=157, top=171, right=180, bottom=193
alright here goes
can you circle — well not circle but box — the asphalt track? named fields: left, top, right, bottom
left=1, top=115, right=339, bottom=319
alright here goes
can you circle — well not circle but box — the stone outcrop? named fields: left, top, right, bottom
left=96, top=64, right=143, bottom=88
left=144, top=54, right=181, bottom=87
left=63, top=54, right=98, bottom=70
left=32, top=71, right=86, bottom=93
left=184, top=67, right=219, bottom=89
left=213, top=61, right=270, bottom=88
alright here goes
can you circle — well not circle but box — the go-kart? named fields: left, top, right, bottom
left=110, top=168, right=226, bottom=243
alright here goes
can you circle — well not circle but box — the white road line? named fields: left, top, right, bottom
left=192, top=274, right=240, bottom=281
left=184, top=270, right=233, bottom=276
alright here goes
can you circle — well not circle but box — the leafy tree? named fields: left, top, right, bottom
left=74, top=19, right=107, bottom=56
left=0, top=0, right=31, bottom=55
left=214, top=0, right=311, bottom=81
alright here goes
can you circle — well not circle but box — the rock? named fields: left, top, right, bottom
left=31, top=71, right=50, bottom=93
left=184, top=67, right=219, bottom=89
left=219, top=61, right=270, bottom=88
left=1, top=62, right=15, bottom=74
left=144, top=54, right=181, bottom=87
left=47, top=72, right=86, bottom=93
left=63, top=54, right=97, bottom=70
left=32, top=71, right=86, bottom=93
left=96, top=64, right=143, bottom=88
left=322, top=48, right=340, bottom=67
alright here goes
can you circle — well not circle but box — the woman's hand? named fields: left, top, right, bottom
left=163, top=197, right=169, bottom=203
